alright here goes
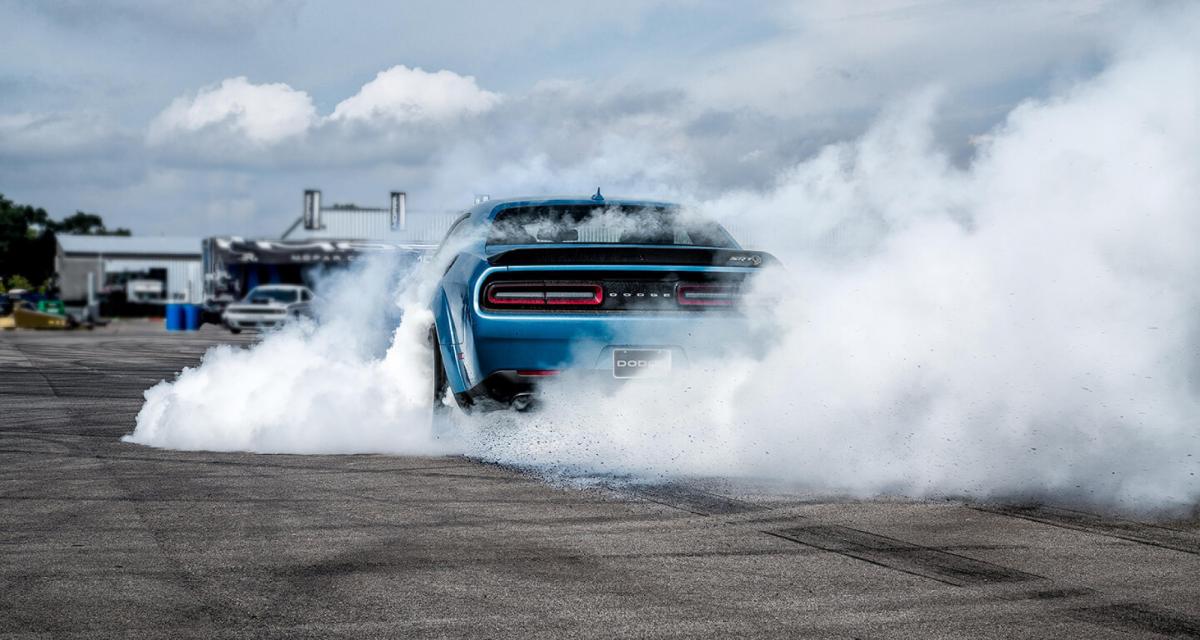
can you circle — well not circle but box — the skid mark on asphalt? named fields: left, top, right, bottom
left=977, top=505, right=1200, bottom=556
left=767, top=524, right=1043, bottom=587
left=622, top=486, right=1060, bottom=590
left=632, top=484, right=768, bottom=516
left=0, top=340, right=35, bottom=367
left=1069, top=603, right=1200, bottom=637
left=0, top=369, right=169, bottom=399
left=0, top=370, right=56, bottom=397
left=1021, top=587, right=1095, bottom=600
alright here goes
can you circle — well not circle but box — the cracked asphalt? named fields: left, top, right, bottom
left=2, top=323, right=1199, bottom=638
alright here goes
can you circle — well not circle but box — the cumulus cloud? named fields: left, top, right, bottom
left=330, top=65, right=500, bottom=124
left=145, top=66, right=502, bottom=163
left=147, top=76, right=316, bottom=146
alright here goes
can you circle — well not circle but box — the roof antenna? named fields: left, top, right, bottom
left=591, top=187, right=604, bottom=202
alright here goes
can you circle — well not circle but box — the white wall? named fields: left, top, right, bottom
left=104, top=258, right=203, bottom=303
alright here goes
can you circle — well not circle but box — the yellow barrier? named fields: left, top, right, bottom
left=1, top=307, right=70, bottom=330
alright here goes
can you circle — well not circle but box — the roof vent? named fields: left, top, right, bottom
left=303, top=189, right=322, bottom=230
left=389, top=191, right=407, bottom=231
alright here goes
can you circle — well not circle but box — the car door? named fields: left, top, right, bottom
left=293, top=288, right=314, bottom=317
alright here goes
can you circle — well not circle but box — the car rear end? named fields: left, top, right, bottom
left=462, top=247, right=775, bottom=409
left=222, top=303, right=289, bottom=331
left=221, top=285, right=310, bottom=332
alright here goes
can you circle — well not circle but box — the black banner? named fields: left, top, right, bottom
left=207, top=237, right=433, bottom=265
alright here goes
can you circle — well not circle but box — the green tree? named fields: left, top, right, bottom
left=0, top=193, right=132, bottom=291
left=0, top=194, right=54, bottom=287
left=47, top=211, right=131, bottom=236
left=6, top=275, right=33, bottom=291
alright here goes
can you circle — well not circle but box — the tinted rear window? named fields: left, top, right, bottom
left=487, top=205, right=736, bottom=247
left=245, top=288, right=298, bottom=303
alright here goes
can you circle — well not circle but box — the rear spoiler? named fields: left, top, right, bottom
left=487, top=246, right=777, bottom=268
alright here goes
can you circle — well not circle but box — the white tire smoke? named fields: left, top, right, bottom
left=125, top=10, right=1199, bottom=514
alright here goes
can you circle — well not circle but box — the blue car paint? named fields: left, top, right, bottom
left=429, top=196, right=765, bottom=403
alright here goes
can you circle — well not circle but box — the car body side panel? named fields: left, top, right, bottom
left=437, top=341, right=471, bottom=394
left=431, top=288, right=472, bottom=392
left=432, top=287, right=463, bottom=346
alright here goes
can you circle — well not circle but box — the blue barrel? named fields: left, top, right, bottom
left=165, top=304, right=185, bottom=331
left=183, top=304, right=201, bottom=331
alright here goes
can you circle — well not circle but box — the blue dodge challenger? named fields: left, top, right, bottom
left=429, top=193, right=776, bottom=413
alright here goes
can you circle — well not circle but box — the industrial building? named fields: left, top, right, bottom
left=53, top=190, right=457, bottom=316
left=283, top=190, right=457, bottom=243
left=55, top=235, right=204, bottom=305
left=201, top=190, right=454, bottom=310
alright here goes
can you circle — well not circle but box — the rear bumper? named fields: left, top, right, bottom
left=450, top=310, right=761, bottom=403
left=223, top=312, right=287, bottom=330
left=454, top=368, right=662, bottom=412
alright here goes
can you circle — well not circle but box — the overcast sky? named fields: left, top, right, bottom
left=0, top=0, right=1144, bottom=237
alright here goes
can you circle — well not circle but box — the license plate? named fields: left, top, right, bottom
left=613, top=349, right=672, bottom=379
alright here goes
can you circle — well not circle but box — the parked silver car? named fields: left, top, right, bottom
left=221, top=285, right=314, bottom=334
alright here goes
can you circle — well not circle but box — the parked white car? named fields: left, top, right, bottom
left=221, top=285, right=314, bottom=333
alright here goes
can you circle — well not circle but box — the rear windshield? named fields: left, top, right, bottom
left=487, top=205, right=737, bottom=247
left=245, top=288, right=298, bottom=303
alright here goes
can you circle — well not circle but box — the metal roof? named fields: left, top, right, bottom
left=57, top=234, right=202, bottom=257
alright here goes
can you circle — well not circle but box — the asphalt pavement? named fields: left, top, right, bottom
left=2, top=323, right=1199, bottom=638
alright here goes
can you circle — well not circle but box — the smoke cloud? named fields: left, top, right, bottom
left=125, top=257, right=444, bottom=454
left=125, top=9, right=1200, bottom=514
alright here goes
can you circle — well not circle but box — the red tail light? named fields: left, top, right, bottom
left=486, top=285, right=546, bottom=305
left=676, top=284, right=739, bottom=306
left=485, top=282, right=603, bottom=307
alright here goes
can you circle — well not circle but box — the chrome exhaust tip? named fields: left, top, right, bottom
left=510, top=393, right=536, bottom=412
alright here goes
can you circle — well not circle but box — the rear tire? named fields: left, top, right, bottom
left=432, top=331, right=450, bottom=417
